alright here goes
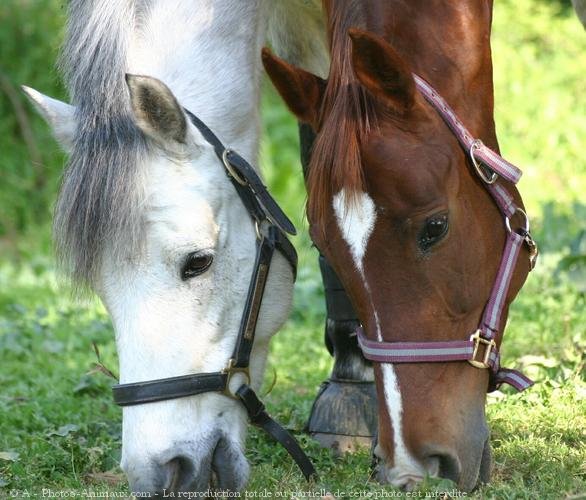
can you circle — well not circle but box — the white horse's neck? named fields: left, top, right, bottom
left=128, top=0, right=266, bottom=164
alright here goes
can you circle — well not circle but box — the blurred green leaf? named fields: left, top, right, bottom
left=0, top=451, right=19, bottom=461
left=46, top=424, right=79, bottom=438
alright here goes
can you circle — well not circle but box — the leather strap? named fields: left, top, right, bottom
left=275, top=230, right=298, bottom=279
left=183, top=109, right=226, bottom=157
left=232, top=231, right=276, bottom=368
left=113, top=373, right=228, bottom=406
left=185, top=110, right=296, bottom=236
left=236, top=384, right=317, bottom=481
left=224, top=150, right=297, bottom=236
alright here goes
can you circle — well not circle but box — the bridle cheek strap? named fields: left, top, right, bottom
left=354, top=75, right=537, bottom=394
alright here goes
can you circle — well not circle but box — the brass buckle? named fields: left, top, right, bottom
left=222, top=149, right=248, bottom=186
left=222, top=358, right=251, bottom=399
left=470, top=140, right=498, bottom=184
left=468, top=330, right=496, bottom=369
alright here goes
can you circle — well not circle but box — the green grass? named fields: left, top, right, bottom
left=1, top=0, right=586, bottom=498
left=1, top=234, right=585, bottom=499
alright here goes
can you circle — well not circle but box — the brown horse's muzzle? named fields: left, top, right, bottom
left=373, top=362, right=491, bottom=491
left=417, top=422, right=492, bottom=491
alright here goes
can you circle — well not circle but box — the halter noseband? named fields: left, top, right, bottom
left=112, top=110, right=317, bottom=481
left=355, top=75, right=537, bottom=393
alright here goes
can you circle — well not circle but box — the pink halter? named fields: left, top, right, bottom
left=356, top=75, right=538, bottom=392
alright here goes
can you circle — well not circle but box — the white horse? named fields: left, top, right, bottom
left=23, top=0, right=327, bottom=493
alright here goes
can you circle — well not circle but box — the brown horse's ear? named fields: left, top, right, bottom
left=261, top=47, right=326, bottom=129
left=349, top=29, right=415, bottom=114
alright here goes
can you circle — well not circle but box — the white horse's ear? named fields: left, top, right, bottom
left=21, top=86, right=76, bottom=152
left=126, top=74, right=187, bottom=146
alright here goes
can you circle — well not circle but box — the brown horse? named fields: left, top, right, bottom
left=263, top=0, right=534, bottom=491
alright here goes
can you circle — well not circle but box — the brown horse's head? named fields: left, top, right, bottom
left=263, top=27, right=531, bottom=491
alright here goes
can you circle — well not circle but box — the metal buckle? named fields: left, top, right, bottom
left=468, top=330, right=496, bottom=369
left=505, top=207, right=530, bottom=235
left=504, top=207, right=538, bottom=270
left=222, top=358, right=251, bottom=399
left=222, top=149, right=248, bottom=186
left=525, top=233, right=539, bottom=270
left=470, top=140, right=498, bottom=184
left=255, top=219, right=274, bottom=241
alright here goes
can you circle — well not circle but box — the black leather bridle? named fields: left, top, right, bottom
left=112, top=109, right=317, bottom=481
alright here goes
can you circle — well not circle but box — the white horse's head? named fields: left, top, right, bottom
left=23, top=75, right=294, bottom=493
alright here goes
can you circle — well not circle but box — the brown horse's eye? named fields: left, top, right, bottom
left=181, top=253, right=213, bottom=280
left=419, top=213, right=449, bottom=251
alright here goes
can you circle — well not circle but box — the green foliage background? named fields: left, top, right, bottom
left=0, top=0, right=585, bottom=498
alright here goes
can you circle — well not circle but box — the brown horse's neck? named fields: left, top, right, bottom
left=325, top=0, right=498, bottom=148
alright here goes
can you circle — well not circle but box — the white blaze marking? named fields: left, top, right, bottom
left=333, top=189, right=422, bottom=481
left=380, top=364, right=424, bottom=480
left=332, top=189, right=377, bottom=272
left=373, top=308, right=383, bottom=342
left=375, top=309, right=421, bottom=479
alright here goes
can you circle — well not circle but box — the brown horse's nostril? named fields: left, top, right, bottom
left=424, top=451, right=461, bottom=484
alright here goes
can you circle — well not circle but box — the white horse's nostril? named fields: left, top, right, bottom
left=164, top=455, right=198, bottom=492
left=165, top=456, right=184, bottom=491
left=211, top=437, right=249, bottom=492
left=125, top=461, right=171, bottom=496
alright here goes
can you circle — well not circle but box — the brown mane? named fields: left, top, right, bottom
left=307, top=1, right=379, bottom=226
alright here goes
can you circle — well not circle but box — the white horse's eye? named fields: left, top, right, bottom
left=181, top=252, right=213, bottom=280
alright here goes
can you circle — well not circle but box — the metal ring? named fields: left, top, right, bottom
left=222, top=358, right=251, bottom=400
left=222, top=149, right=248, bottom=186
left=505, top=207, right=530, bottom=235
left=254, top=219, right=274, bottom=241
left=469, top=140, right=498, bottom=185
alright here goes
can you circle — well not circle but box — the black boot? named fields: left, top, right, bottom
left=299, top=123, right=378, bottom=453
